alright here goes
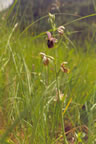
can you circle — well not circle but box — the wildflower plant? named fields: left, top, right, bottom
left=39, top=12, right=70, bottom=143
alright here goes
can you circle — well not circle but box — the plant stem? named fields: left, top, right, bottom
left=55, top=63, right=68, bottom=144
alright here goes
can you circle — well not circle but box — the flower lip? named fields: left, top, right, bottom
left=47, top=39, right=54, bottom=48
left=60, top=66, right=70, bottom=73
left=42, top=56, right=49, bottom=66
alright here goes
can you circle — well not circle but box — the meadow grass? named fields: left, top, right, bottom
left=0, top=12, right=96, bottom=144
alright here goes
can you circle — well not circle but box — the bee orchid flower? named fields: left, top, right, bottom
left=57, top=26, right=65, bottom=35
left=46, top=31, right=57, bottom=48
left=60, top=61, right=70, bottom=73
left=40, top=52, right=54, bottom=66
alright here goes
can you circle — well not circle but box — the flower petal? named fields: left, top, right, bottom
left=46, top=31, right=52, bottom=40
left=51, top=37, right=58, bottom=43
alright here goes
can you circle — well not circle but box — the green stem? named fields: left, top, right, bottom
left=55, top=63, right=68, bottom=144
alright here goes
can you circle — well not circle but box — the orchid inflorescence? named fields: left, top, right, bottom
left=40, top=13, right=70, bottom=74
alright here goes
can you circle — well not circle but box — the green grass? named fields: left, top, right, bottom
left=0, top=13, right=96, bottom=144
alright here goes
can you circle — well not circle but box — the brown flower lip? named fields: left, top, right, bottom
left=46, top=31, right=57, bottom=48
left=42, top=56, right=49, bottom=66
